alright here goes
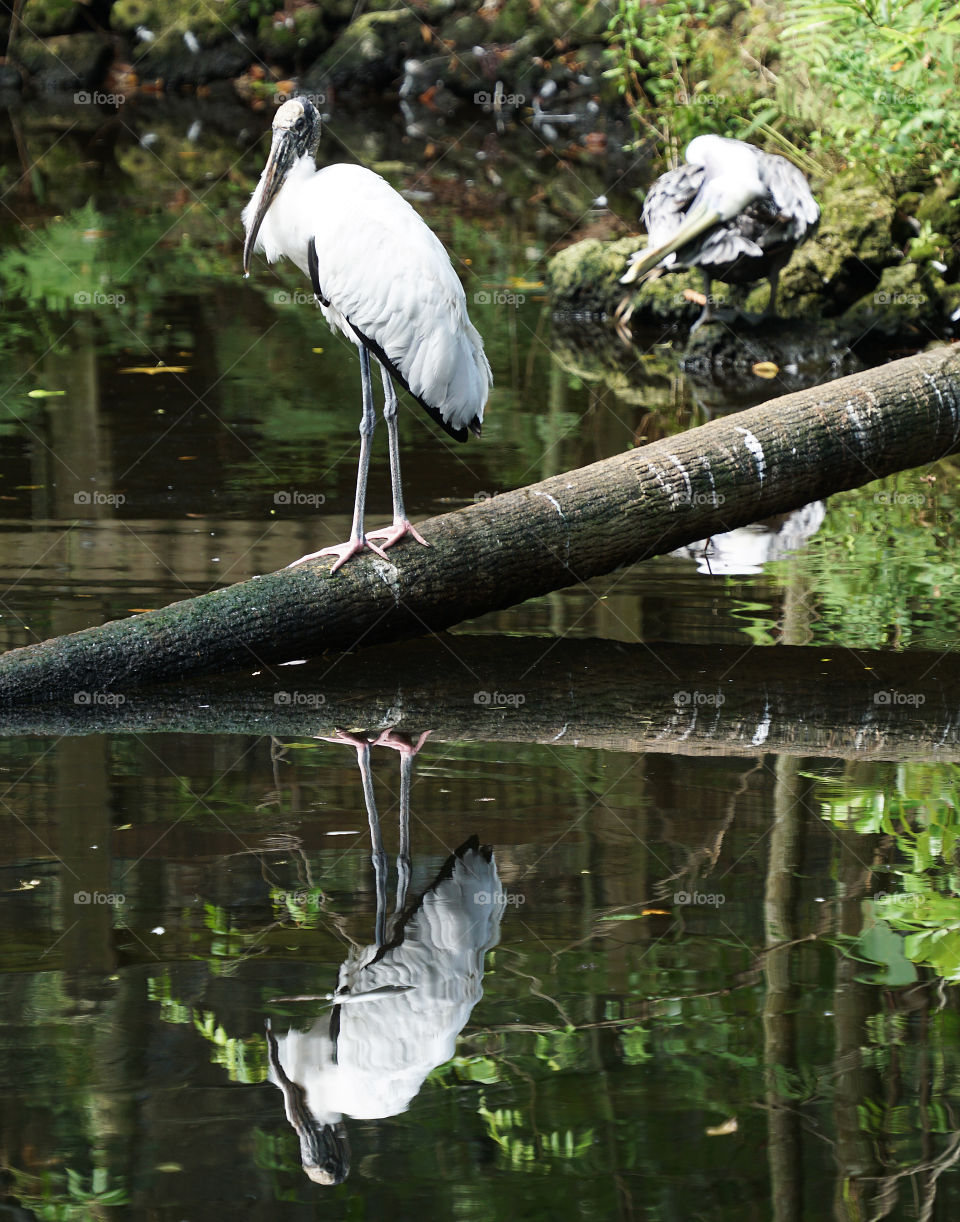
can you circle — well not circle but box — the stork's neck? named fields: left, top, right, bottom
left=253, top=154, right=319, bottom=274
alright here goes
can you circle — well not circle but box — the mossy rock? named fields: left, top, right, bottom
left=256, top=6, right=330, bottom=63
left=20, top=0, right=79, bottom=38
left=112, top=0, right=223, bottom=43
left=304, top=9, right=424, bottom=91
left=14, top=31, right=111, bottom=92
left=437, top=12, right=489, bottom=50
left=841, top=261, right=947, bottom=338
left=490, top=0, right=533, bottom=44
left=548, top=234, right=700, bottom=320
left=536, top=0, right=616, bottom=43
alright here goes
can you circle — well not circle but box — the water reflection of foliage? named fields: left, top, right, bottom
left=817, top=762, right=960, bottom=981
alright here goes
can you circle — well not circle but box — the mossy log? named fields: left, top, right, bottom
left=1, top=344, right=960, bottom=706
left=1, top=638, right=957, bottom=762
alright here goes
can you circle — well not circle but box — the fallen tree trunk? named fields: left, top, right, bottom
left=1, top=345, right=959, bottom=704
left=1, top=639, right=957, bottom=761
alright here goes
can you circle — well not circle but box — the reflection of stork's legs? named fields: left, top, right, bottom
left=354, top=738, right=389, bottom=948
left=321, top=727, right=431, bottom=946
left=366, top=363, right=430, bottom=554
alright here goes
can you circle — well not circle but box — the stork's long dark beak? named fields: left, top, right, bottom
left=242, top=129, right=296, bottom=277
left=621, top=203, right=722, bottom=285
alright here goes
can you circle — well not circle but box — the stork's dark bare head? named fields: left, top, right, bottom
left=243, top=97, right=322, bottom=275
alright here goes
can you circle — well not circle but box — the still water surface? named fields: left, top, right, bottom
left=1, top=99, right=959, bottom=1220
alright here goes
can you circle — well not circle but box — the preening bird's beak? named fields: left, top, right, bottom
left=243, top=129, right=295, bottom=276
left=620, top=203, right=722, bottom=285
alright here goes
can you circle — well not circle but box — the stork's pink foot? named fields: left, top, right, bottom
left=365, top=519, right=430, bottom=551
left=287, top=535, right=388, bottom=574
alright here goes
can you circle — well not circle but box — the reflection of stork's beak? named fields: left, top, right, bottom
left=242, top=130, right=295, bottom=277
left=620, top=203, right=722, bottom=285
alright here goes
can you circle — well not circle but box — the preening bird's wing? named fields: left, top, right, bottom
left=641, top=162, right=706, bottom=247
left=306, top=165, right=491, bottom=440
left=758, top=153, right=820, bottom=241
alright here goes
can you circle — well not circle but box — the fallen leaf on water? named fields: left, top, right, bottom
left=178, top=455, right=197, bottom=461
left=752, top=361, right=779, bottom=378
left=641, top=908, right=670, bottom=916
left=27, top=389, right=66, bottom=398
left=682, top=289, right=708, bottom=305
left=706, top=1118, right=738, bottom=1136
left=119, top=366, right=189, bottom=375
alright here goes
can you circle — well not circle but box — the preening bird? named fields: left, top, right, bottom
left=267, top=728, right=502, bottom=1185
left=243, top=98, right=492, bottom=570
left=620, top=135, right=820, bottom=331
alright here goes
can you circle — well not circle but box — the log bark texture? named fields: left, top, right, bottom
left=1, top=344, right=959, bottom=704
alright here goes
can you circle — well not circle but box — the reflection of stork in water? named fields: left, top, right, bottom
left=267, top=729, right=503, bottom=1185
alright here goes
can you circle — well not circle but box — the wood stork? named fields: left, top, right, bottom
left=242, top=98, right=492, bottom=571
left=619, top=135, right=820, bottom=331
left=267, top=728, right=502, bottom=1185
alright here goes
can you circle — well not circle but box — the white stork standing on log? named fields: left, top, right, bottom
left=266, top=729, right=503, bottom=1185
left=243, top=98, right=492, bottom=571
left=619, top=135, right=820, bottom=332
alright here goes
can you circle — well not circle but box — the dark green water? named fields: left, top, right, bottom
left=1, top=99, right=959, bottom=1221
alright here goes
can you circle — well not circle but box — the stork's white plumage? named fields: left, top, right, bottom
left=243, top=98, right=492, bottom=570
left=620, top=135, right=820, bottom=331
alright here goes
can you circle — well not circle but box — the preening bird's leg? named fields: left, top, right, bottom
left=762, top=265, right=781, bottom=319
left=365, top=364, right=429, bottom=553
left=289, top=346, right=388, bottom=572
left=690, top=270, right=716, bottom=333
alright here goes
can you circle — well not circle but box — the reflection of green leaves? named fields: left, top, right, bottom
left=855, top=908, right=919, bottom=986
left=816, top=764, right=960, bottom=982
left=7, top=1165, right=128, bottom=1219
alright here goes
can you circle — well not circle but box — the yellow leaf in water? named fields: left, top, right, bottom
left=752, top=361, right=779, bottom=379
left=27, top=389, right=66, bottom=398
left=119, top=366, right=190, bottom=375
left=682, top=288, right=708, bottom=305
left=706, top=1117, right=738, bottom=1136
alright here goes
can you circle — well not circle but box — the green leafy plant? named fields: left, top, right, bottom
left=781, top=0, right=960, bottom=191
left=603, top=0, right=751, bottom=157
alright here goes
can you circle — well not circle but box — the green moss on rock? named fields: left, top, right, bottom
left=305, top=9, right=423, bottom=90
left=21, top=0, right=78, bottom=37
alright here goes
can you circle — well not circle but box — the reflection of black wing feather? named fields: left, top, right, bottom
left=641, top=163, right=704, bottom=247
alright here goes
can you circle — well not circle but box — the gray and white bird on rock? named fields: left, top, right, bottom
left=620, top=135, right=820, bottom=331
left=243, top=97, right=492, bottom=570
